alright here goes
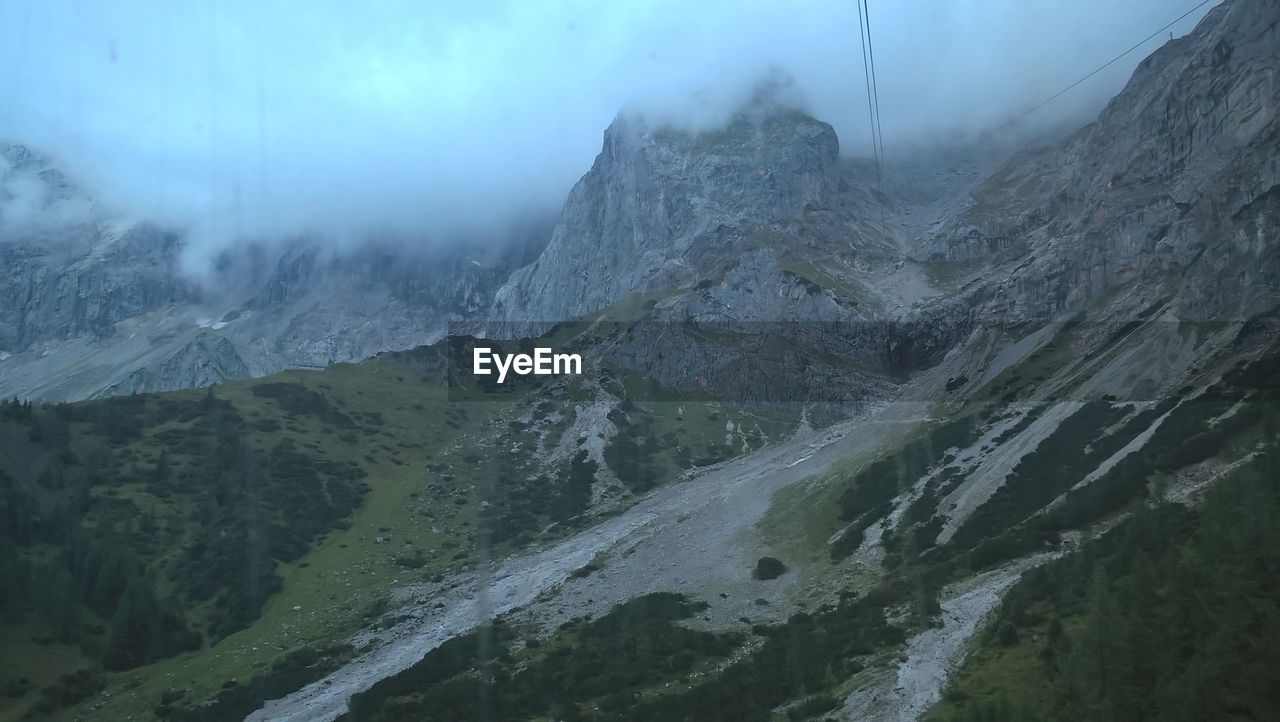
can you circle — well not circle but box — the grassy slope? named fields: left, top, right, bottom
left=922, top=340, right=1280, bottom=720
left=0, top=358, right=505, bottom=721
left=26, top=293, right=1257, bottom=720
left=1, top=289, right=805, bottom=721
left=926, top=448, right=1280, bottom=722
left=149, top=308, right=1274, bottom=721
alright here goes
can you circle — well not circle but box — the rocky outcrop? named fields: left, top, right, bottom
left=490, top=95, right=897, bottom=330
left=920, top=0, right=1280, bottom=324
left=101, top=332, right=250, bottom=396
left=483, top=93, right=920, bottom=406
left=593, top=248, right=889, bottom=404
left=1, top=146, right=199, bottom=352
left=237, top=240, right=529, bottom=369
left=0, top=145, right=549, bottom=402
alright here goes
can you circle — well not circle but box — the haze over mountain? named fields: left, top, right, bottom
left=0, top=0, right=1232, bottom=402
left=1, top=0, right=1219, bottom=271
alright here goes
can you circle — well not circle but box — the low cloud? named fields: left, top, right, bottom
left=1, top=150, right=96, bottom=235
left=0, top=0, right=1219, bottom=270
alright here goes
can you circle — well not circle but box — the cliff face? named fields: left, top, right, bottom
left=0, top=146, right=548, bottom=402
left=490, top=100, right=898, bottom=330
left=100, top=332, right=250, bottom=396
left=483, top=0, right=1277, bottom=405
left=920, top=0, right=1279, bottom=324
left=0, top=146, right=200, bottom=353
left=3, top=0, right=1275, bottom=405
left=233, top=238, right=538, bottom=371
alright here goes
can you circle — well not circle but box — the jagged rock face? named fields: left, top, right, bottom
left=485, top=101, right=922, bottom=404
left=597, top=248, right=892, bottom=404
left=236, top=240, right=535, bottom=370
left=101, top=332, right=249, bottom=397
left=491, top=0, right=1276, bottom=404
left=491, top=104, right=895, bottom=329
left=0, top=146, right=199, bottom=352
left=0, top=230, right=196, bottom=349
left=593, top=246, right=982, bottom=404
left=0, top=145, right=548, bottom=402
left=921, top=0, right=1279, bottom=323
left=3, top=0, right=1274, bottom=405
left=253, top=241, right=516, bottom=318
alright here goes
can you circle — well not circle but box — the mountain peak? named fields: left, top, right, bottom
left=490, top=96, right=888, bottom=328
left=1, top=142, right=40, bottom=172
left=606, top=70, right=833, bottom=161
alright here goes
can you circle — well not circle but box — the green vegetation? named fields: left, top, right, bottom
left=921, top=346, right=1280, bottom=719
left=343, top=582, right=910, bottom=722
left=0, top=357, right=505, bottom=721
left=775, top=255, right=878, bottom=310
left=947, top=400, right=1167, bottom=551
left=0, top=388, right=368, bottom=676
left=603, top=402, right=670, bottom=493
left=831, top=413, right=981, bottom=559
left=602, top=394, right=789, bottom=494
left=343, top=593, right=741, bottom=721
left=974, top=315, right=1089, bottom=405
left=0, top=313, right=792, bottom=720
left=785, top=694, right=841, bottom=721
left=930, top=447, right=1280, bottom=721
left=4, top=284, right=1272, bottom=721
left=955, top=351, right=1280, bottom=572
left=632, top=584, right=908, bottom=721
left=164, top=643, right=353, bottom=721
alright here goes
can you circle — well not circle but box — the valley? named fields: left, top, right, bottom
left=1, top=0, right=1278, bottom=719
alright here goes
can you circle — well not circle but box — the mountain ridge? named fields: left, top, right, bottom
left=0, top=151, right=551, bottom=401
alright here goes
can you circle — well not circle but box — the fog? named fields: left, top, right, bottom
left=0, top=0, right=1218, bottom=270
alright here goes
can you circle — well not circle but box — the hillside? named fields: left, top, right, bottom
left=317, top=320, right=1280, bottom=722
left=0, top=300, right=799, bottom=721
left=266, top=1, right=1278, bottom=720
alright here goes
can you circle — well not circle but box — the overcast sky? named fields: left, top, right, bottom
left=0, top=0, right=1219, bottom=269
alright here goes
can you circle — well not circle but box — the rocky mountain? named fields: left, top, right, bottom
left=1, top=91, right=980, bottom=406
left=0, top=145, right=200, bottom=353
left=919, top=0, right=1279, bottom=324
left=0, top=147, right=549, bottom=401
left=291, top=6, right=1278, bottom=720
left=4, top=3, right=1271, bottom=410
left=490, top=94, right=901, bottom=331
left=484, top=93, right=1009, bottom=406
left=486, top=0, right=1277, bottom=409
